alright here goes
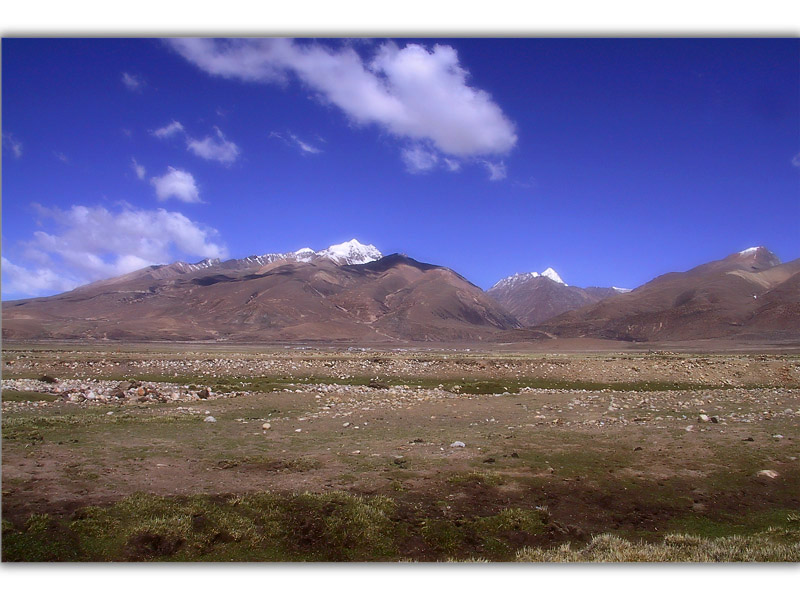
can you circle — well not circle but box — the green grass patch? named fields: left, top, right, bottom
left=1, top=390, right=58, bottom=403
left=4, top=492, right=799, bottom=562
left=447, top=471, right=504, bottom=487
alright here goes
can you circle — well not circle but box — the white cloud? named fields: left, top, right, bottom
left=122, top=72, right=144, bottom=91
left=150, top=167, right=201, bottom=203
left=443, top=158, right=461, bottom=172
left=401, top=145, right=438, bottom=174
left=270, top=130, right=322, bottom=155
left=131, top=157, right=146, bottom=180
left=2, top=204, right=227, bottom=299
left=792, top=152, right=800, bottom=168
left=54, top=151, right=69, bottom=164
left=3, top=132, right=23, bottom=158
left=153, top=120, right=185, bottom=139
left=1, top=256, right=80, bottom=297
left=168, top=39, right=517, bottom=159
left=186, top=127, right=240, bottom=164
left=288, top=133, right=321, bottom=155
left=482, top=160, right=507, bottom=181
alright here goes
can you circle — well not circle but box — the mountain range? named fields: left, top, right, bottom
left=1, top=240, right=517, bottom=342
left=2, top=241, right=798, bottom=343
left=542, top=246, right=800, bottom=342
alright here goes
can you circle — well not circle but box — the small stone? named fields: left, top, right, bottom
left=450, top=441, right=466, bottom=448
left=205, top=410, right=211, bottom=415
left=773, top=434, right=784, bottom=440
left=634, top=446, right=643, bottom=451
left=106, top=411, right=114, bottom=415
left=743, top=437, right=755, bottom=442
left=262, top=423, right=271, bottom=430
left=137, top=387, right=146, bottom=397
left=511, top=452, right=520, bottom=458
left=710, top=416, right=719, bottom=424
left=483, top=457, right=496, bottom=463
left=698, top=414, right=710, bottom=423
left=351, top=450, right=361, bottom=455
left=204, top=416, right=217, bottom=423
left=757, top=469, right=779, bottom=479
left=685, top=425, right=694, bottom=432
left=343, top=422, right=351, bottom=428
left=198, top=387, right=211, bottom=399
left=295, top=428, right=302, bottom=433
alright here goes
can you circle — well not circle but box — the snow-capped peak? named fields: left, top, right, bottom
left=739, top=246, right=764, bottom=256
left=541, top=268, right=564, bottom=285
left=319, top=239, right=382, bottom=265
left=612, top=286, right=632, bottom=293
left=491, top=268, right=567, bottom=289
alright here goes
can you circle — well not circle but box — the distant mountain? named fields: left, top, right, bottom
left=543, top=247, right=800, bottom=341
left=487, top=268, right=627, bottom=326
left=2, top=243, right=518, bottom=342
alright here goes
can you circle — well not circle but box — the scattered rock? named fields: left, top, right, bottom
left=295, top=428, right=302, bottom=433
left=698, top=414, right=710, bottom=423
left=204, top=416, right=217, bottom=423
left=685, top=425, right=694, bottom=432
left=511, top=452, right=520, bottom=458
left=197, top=387, right=211, bottom=399
left=483, top=457, right=496, bottom=463
left=261, top=423, right=271, bottom=431
left=634, top=446, right=643, bottom=451
left=450, top=441, right=466, bottom=448
left=343, top=422, right=351, bottom=428
left=773, top=434, right=784, bottom=440
left=757, top=469, right=779, bottom=479
left=743, top=437, right=755, bottom=442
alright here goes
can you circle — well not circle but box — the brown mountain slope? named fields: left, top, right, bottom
left=2, top=254, right=519, bottom=342
left=487, top=275, right=624, bottom=326
left=543, top=248, right=800, bottom=342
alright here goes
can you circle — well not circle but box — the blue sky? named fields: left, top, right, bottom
left=2, top=37, right=798, bottom=300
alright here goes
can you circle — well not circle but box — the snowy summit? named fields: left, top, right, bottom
left=739, top=246, right=765, bottom=256
left=490, top=268, right=566, bottom=290
left=202, top=239, right=383, bottom=270
left=318, top=239, right=383, bottom=265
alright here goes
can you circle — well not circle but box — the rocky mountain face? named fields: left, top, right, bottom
left=542, top=247, right=800, bottom=341
left=2, top=246, right=518, bottom=343
left=487, top=268, right=626, bottom=326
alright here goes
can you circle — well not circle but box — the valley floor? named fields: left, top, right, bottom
left=2, top=342, right=799, bottom=561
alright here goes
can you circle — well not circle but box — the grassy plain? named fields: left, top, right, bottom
left=2, top=343, right=799, bottom=561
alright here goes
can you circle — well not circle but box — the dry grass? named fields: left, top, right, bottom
left=516, top=526, right=800, bottom=562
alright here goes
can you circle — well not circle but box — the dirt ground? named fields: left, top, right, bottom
left=2, top=341, right=799, bottom=560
